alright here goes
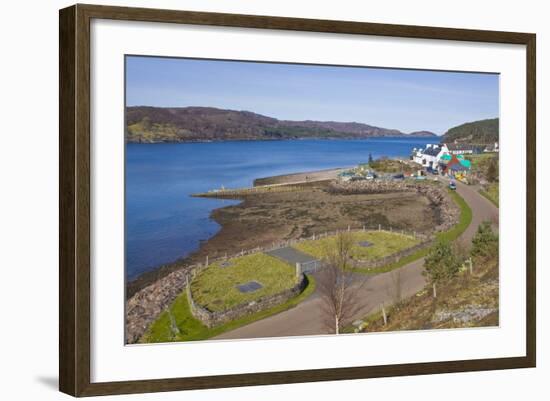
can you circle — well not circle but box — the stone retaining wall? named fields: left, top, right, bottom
left=125, top=268, right=190, bottom=344
left=187, top=274, right=308, bottom=328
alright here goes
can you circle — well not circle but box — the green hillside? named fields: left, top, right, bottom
left=442, top=118, right=499, bottom=144
left=125, top=106, right=437, bottom=143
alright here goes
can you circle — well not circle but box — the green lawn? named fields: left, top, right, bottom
left=480, top=183, right=499, bottom=207
left=293, top=231, right=420, bottom=261
left=190, top=253, right=297, bottom=312
left=142, top=275, right=316, bottom=343
left=436, top=189, right=473, bottom=244
left=352, top=188, right=472, bottom=274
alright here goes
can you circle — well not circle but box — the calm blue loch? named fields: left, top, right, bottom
left=125, top=137, right=434, bottom=280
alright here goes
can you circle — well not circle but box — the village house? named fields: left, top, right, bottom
left=411, top=144, right=446, bottom=169
left=445, top=143, right=484, bottom=155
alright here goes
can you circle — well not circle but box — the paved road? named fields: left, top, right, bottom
left=265, top=247, right=318, bottom=265
left=215, top=181, right=498, bottom=339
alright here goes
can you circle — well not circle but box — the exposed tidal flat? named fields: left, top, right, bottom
left=125, top=138, right=434, bottom=294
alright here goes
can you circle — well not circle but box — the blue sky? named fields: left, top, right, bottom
left=126, top=56, right=499, bottom=135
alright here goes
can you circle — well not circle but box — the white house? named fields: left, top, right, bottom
left=411, top=144, right=447, bottom=168
left=445, top=143, right=476, bottom=155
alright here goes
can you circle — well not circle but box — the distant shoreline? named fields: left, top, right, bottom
left=126, top=136, right=440, bottom=144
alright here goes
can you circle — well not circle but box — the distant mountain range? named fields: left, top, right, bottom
left=442, top=118, right=499, bottom=144
left=125, top=106, right=438, bottom=143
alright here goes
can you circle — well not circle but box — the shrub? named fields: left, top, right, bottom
left=471, top=221, right=498, bottom=259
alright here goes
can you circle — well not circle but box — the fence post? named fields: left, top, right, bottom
left=312, top=233, right=316, bottom=241
left=469, top=257, right=473, bottom=274
left=295, top=262, right=301, bottom=278
left=378, top=224, right=381, bottom=231
left=205, top=255, right=209, bottom=267
left=382, top=305, right=387, bottom=326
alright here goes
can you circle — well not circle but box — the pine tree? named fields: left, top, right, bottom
left=471, top=221, right=498, bottom=258
left=423, top=241, right=460, bottom=297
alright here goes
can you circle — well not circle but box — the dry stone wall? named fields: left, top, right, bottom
left=187, top=274, right=307, bottom=328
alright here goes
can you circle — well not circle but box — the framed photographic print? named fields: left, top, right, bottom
left=59, top=4, right=536, bottom=397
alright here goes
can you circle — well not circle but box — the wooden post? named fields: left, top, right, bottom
left=347, top=225, right=350, bottom=232
left=390, top=226, right=393, bottom=232
left=469, top=257, right=473, bottom=274
left=295, top=262, right=301, bottom=278
left=312, top=233, right=316, bottom=240
left=433, top=283, right=437, bottom=298
left=382, top=305, right=387, bottom=326
left=205, top=255, right=209, bottom=267
left=362, top=225, right=365, bottom=232
left=378, top=224, right=381, bottom=231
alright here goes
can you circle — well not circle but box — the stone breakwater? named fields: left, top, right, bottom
left=327, top=180, right=460, bottom=233
left=187, top=274, right=308, bottom=328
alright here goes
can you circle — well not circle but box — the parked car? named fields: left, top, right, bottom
left=393, top=173, right=405, bottom=180
left=365, top=172, right=377, bottom=180
left=449, top=181, right=457, bottom=190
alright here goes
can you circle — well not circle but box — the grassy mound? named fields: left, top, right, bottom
left=190, top=253, right=297, bottom=312
left=293, top=231, right=419, bottom=262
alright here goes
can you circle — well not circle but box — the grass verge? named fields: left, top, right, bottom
left=479, top=183, right=499, bottom=208
left=142, top=274, right=316, bottom=343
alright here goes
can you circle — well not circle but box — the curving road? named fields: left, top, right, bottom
left=215, top=181, right=498, bottom=339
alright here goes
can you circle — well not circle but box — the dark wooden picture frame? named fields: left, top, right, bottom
left=59, top=3, right=536, bottom=397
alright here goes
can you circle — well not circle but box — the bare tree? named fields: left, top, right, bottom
left=317, top=232, right=367, bottom=334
